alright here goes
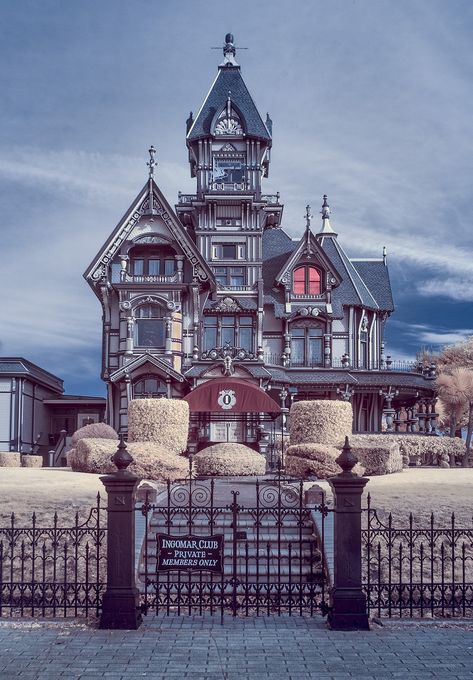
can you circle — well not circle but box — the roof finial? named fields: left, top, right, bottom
left=147, top=145, right=156, bottom=179
left=221, top=33, right=239, bottom=66
left=321, top=194, right=330, bottom=220
left=383, top=245, right=387, bottom=266
left=227, top=91, right=232, bottom=118
left=316, top=194, right=337, bottom=238
left=305, top=204, right=312, bottom=231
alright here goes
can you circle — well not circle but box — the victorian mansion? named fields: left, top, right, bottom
left=84, top=35, right=437, bottom=452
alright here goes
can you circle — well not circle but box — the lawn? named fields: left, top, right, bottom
left=1, top=467, right=472, bottom=528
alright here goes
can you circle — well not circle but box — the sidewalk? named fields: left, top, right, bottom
left=1, top=615, right=472, bottom=680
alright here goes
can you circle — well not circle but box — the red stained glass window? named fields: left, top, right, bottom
left=293, top=266, right=321, bottom=295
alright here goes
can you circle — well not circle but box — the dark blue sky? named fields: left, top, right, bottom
left=1, top=0, right=472, bottom=396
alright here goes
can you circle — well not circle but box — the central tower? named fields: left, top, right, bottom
left=176, top=33, right=283, bottom=299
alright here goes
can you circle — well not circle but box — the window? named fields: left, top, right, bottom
left=203, top=315, right=254, bottom=351
left=133, top=376, right=167, bottom=399
left=212, top=244, right=245, bottom=260
left=213, top=266, right=246, bottom=287
left=129, top=246, right=176, bottom=278
left=134, top=304, right=165, bottom=348
left=290, top=322, right=324, bottom=367
left=293, top=266, right=321, bottom=295
left=359, top=330, right=368, bottom=369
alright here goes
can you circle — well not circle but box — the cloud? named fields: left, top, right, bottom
left=391, top=321, right=473, bottom=348
left=417, top=278, right=473, bottom=302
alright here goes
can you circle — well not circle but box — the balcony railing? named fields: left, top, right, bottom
left=124, top=273, right=180, bottom=284
left=209, top=182, right=248, bottom=192
left=261, top=193, right=280, bottom=204
left=177, top=192, right=197, bottom=204
left=262, top=353, right=435, bottom=375
left=216, top=283, right=254, bottom=292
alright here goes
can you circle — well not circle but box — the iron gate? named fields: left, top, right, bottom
left=137, top=476, right=330, bottom=617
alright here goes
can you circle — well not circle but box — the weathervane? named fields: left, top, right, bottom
left=211, top=33, right=248, bottom=66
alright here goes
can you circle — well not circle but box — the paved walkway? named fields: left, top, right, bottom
left=1, top=615, right=473, bottom=680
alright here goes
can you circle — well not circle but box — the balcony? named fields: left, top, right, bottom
left=216, top=282, right=254, bottom=292
left=262, top=353, right=436, bottom=375
left=261, top=193, right=280, bottom=204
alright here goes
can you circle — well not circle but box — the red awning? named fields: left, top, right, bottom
left=183, top=379, right=281, bottom=414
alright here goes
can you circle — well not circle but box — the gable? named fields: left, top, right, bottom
left=83, top=179, right=213, bottom=288
left=274, top=231, right=341, bottom=290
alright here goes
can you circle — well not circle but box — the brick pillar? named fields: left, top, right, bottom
left=328, top=437, right=369, bottom=630
left=99, top=437, right=142, bottom=630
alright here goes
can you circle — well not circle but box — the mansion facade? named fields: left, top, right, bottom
left=84, top=34, right=437, bottom=452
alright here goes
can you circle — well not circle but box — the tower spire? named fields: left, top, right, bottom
left=317, top=194, right=337, bottom=238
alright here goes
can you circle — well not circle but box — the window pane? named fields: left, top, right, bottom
left=308, top=327, right=323, bottom=337
left=213, top=267, right=227, bottom=275
left=293, top=267, right=306, bottom=294
left=291, top=328, right=305, bottom=337
left=135, top=319, right=165, bottom=347
left=133, top=259, right=144, bottom=276
left=309, top=338, right=323, bottom=366
left=221, top=326, right=234, bottom=346
left=164, top=259, right=175, bottom=275
left=205, top=316, right=217, bottom=325
left=239, top=327, right=253, bottom=351
left=204, top=327, right=217, bottom=350
left=240, top=316, right=253, bottom=326
left=148, top=259, right=160, bottom=275
left=221, top=316, right=235, bottom=326
left=222, top=244, right=237, bottom=259
left=291, top=338, right=304, bottom=364
left=230, top=274, right=244, bottom=286
left=215, top=276, right=227, bottom=286
left=308, top=267, right=321, bottom=295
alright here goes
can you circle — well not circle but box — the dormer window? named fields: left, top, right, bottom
left=293, top=265, right=321, bottom=295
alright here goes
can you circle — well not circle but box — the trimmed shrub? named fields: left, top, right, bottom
left=349, top=444, right=402, bottom=476
left=285, top=443, right=364, bottom=479
left=194, top=444, right=266, bottom=476
left=69, top=438, right=189, bottom=481
left=71, top=422, right=118, bottom=447
left=0, top=452, right=21, bottom=467
left=21, top=454, right=43, bottom=468
left=289, top=400, right=353, bottom=446
left=128, top=399, right=189, bottom=454
left=349, top=434, right=465, bottom=467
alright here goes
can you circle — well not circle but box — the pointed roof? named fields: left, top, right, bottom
left=273, top=207, right=342, bottom=288
left=352, top=259, right=394, bottom=312
left=83, top=174, right=214, bottom=290
left=187, top=66, right=271, bottom=142
left=109, top=353, right=186, bottom=383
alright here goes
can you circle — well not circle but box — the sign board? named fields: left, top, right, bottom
left=156, top=534, right=224, bottom=573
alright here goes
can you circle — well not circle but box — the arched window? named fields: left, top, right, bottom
left=134, top=304, right=165, bottom=348
left=293, top=266, right=321, bottom=295
left=133, top=376, right=167, bottom=399
left=290, top=321, right=324, bottom=367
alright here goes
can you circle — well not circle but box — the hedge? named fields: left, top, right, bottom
left=289, top=400, right=353, bottom=446
left=71, top=422, right=118, bottom=447
left=285, top=443, right=365, bottom=479
left=127, top=399, right=189, bottom=454
left=68, top=438, right=189, bottom=480
left=194, top=444, right=266, bottom=476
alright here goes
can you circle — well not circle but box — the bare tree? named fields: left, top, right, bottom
left=436, top=368, right=473, bottom=467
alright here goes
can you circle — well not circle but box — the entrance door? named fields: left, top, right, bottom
left=210, top=420, right=244, bottom=442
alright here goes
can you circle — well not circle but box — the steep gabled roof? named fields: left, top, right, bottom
left=262, top=229, right=296, bottom=292
left=187, top=66, right=271, bottom=142
left=352, top=260, right=394, bottom=312
left=320, top=237, right=379, bottom=312
left=83, top=178, right=213, bottom=290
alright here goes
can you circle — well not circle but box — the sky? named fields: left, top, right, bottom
left=1, top=0, right=472, bottom=396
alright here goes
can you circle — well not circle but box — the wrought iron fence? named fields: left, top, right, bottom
left=0, top=495, right=107, bottom=618
left=137, top=475, right=330, bottom=618
left=362, top=494, right=473, bottom=618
